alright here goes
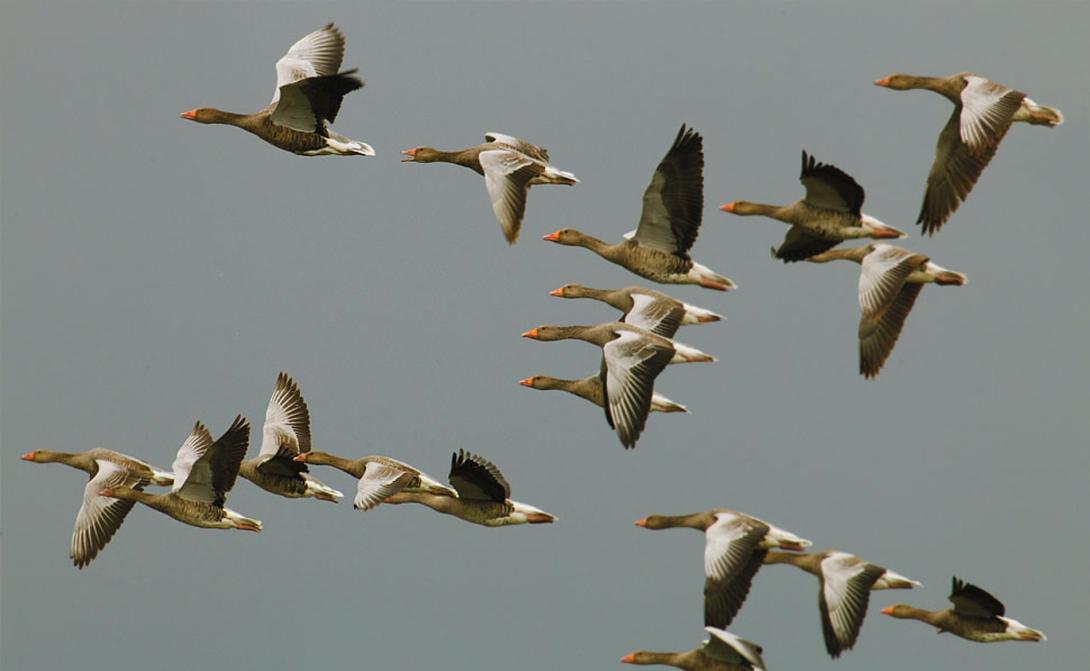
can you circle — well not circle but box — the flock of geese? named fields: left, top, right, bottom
left=25, top=21, right=1061, bottom=670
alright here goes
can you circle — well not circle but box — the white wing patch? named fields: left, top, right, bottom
left=271, top=24, right=345, bottom=104
left=858, top=245, right=925, bottom=318
left=959, top=76, right=1022, bottom=153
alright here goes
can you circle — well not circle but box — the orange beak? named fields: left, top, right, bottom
left=99, top=488, right=115, bottom=497
left=542, top=231, right=561, bottom=242
left=522, top=328, right=540, bottom=339
left=179, top=109, right=197, bottom=121
left=400, top=148, right=417, bottom=162
left=292, top=454, right=308, bottom=462
left=518, top=377, right=535, bottom=387
left=880, top=606, right=895, bottom=615
left=620, top=654, right=636, bottom=664
left=874, top=76, right=892, bottom=87
left=719, top=202, right=737, bottom=213
left=548, top=287, right=565, bottom=297
left=633, top=518, right=647, bottom=527
left=20, top=452, right=35, bottom=461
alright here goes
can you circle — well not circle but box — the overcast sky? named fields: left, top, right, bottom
left=2, top=2, right=1088, bottom=670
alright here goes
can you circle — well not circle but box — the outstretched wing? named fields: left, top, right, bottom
left=479, top=149, right=540, bottom=244
left=448, top=450, right=511, bottom=502
left=70, top=461, right=148, bottom=569
left=272, top=23, right=346, bottom=103
left=633, top=124, right=704, bottom=256
left=949, top=576, right=1006, bottom=618
left=600, top=329, right=674, bottom=448
left=800, top=150, right=865, bottom=215
left=818, top=553, right=886, bottom=657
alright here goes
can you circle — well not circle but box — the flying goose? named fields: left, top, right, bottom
left=621, top=627, right=767, bottom=671
left=875, top=72, right=1062, bottom=235
left=519, top=374, right=688, bottom=414
left=293, top=451, right=456, bottom=511
left=181, top=23, right=373, bottom=156
left=549, top=284, right=722, bottom=339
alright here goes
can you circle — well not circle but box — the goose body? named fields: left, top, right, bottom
left=181, top=23, right=373, bottom=156
left=294, top=451, right=456, bottom=511
left=383, top=450, right=556, bottom=527
left=237, top=373, right=342, bottom=503
left=519, top=374, right=688, bottom=414
left=401, top=132, right=577, bottom=244
left=544, top=125, right=734, bottom=290
left=806, top=243, right=966, bottom=378
left=21, top=448, right=171, bottom=568
left=101, top=417, right=262, bottom=532
left=522, top=323, right=713, bottom=448
left=550, top=284, right=722, bottom=338
left=875, top=72, right=1062, bottom=235
left=635, top=509, right=811, bottom=628
left=621, top=627, right=767, bottom=671
left=720, top=151, right=906, bottom=262
left=882, top=577, right=1045, bottom=643
left=764, top=549, right=921, bottom=658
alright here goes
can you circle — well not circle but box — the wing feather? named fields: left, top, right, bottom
left=633, top=125, right=704, bottom=255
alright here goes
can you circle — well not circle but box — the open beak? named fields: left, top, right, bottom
left=542, top=231, right=561, bottom=242
left=179, top=109, right=197, bottom=121
left=400, top=148, right=417, bottom=162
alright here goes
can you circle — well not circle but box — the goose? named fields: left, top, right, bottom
left=100, top=416, right=262, bottom=532
left=236, top=372, right=342, bottom=503
left=804, top=243, right=967, bottom=378
left=181, top=23, right=373, bottom=156
left=519, top=374, right=688, bottom=414
left=635, top=510, right=811, bottom=628
left=543, top=125, right=734, bottom=290
left=522, top=323, right=713, bottom=448
left=21, top=448, right=171, bottom=568
left=720, top=151, right=906, bottom=262
left=549, top=284, right=722, bottom=338
left=401, top=132, right=578, bottom=244
left=621, top=627, right=767, bottom=671
left=292, top=451, right=456, bottom=511
left=875, top=72, right=1062, bottom=235
left=881, top=576, right=1046, bottom=643
left=382, top=450, right=557, bottom=527
left=763, top=549, right=921, bottom=658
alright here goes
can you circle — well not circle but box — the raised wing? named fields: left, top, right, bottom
left=600, top=329, right=675, bottom=448
left=449, top=450, right=511, bottom=502
left=271, top=70, right=363, bottom=132
left=70, top=461, right=148, bottom=569
left=703, top=512, right=770, bottom=627
left=818, top=552, right=886, bottom=658
left=170, top=422, right=215, bottom=493
left=622, top=293, right=685, bottom=339
left=858, top=283, right=923, bottom=379
left=703, top=627, right=767, bottom=671
left=175, top=416, right=250, bottom=506
left=272, top=23, right=346, bottom=104
left=354, top=461, right=417, bottom=511
left=959, top=76, right=1025, bottom=154
left=949, top=576, right=1005, bottom=618
left=479, top=149, right=540, bottom=244
left=633, top=124, right=704, bottom=256
left=800, top=150, right=865, bottom=215
left=858, top=245, right=927, bottom=318
left=773, top=226, right=841, bottom=263
left=485, top=132, right=550, bottom=162
left=259, top=372, right=312, bottom=460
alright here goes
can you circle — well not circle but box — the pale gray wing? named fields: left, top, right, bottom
left=259, top=372, right=312, bottom=461
left=271, top=71, right=362, bottom=132
left=70, top=460, right=147, bottom=569
left=601, top=329, right=674, bottom=448
left=633, top=124, right=703, bottom=255
left=703, top=627, right=766, bottom=671
left=799, top=150, right=864, bottom=214
left=959, top=76, right=1025, bottom=154
left=170, top=422, right=215, bottom=495
left=622, top=293, right=685, bottom=339
left=272, top=23, right=345, bottom=103
left=484, top=132, right=550, bottom=162
left=175, top=416, right=249, bottom=506
left=479, top=149, right=541, bottom=244
left=858, top=282, right=924, bottom=379
left=354, top=462, right=416, bottom=510
left=858, top=245, right=927, bottom=319
left=819, top=552, right=885, bottom=658
left=704, top=512, right=769, bottom=627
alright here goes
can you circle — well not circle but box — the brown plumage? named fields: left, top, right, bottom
left=881, top=577, right=1046, bottom=643
left=621, top=627, right=767, bottom=671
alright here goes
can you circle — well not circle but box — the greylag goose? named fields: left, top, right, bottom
left=720, top=151, right=906, bottom=262
left=100, top=417, right=262, bottom=532
left=635, top=510, right=811, bottom=628
left=543, top=125, right=735, bottom=290
left=21, top=449, right=171, bottom=568
left=621, top=627, right=767, bottom=671
left=383, top=450, right=557, bottom=527
left=292, top=451, right=456, bottom=511
left=522, top=323, right=713, bottom=448
left=804, top=243, right=967, bottom=378
left=401, top=132, right=578, bottom=244
left=181, top=23, right=373, bottom=156
left=881, top=577, right=1046, bottom=643
left=549, top=284, right=722, bottom=338
left=875, top=72, right=1062, bottom=235
left=763, top=549, right=921, bottom=658
left=237, top=373, right=342, bottom=503
left=519, top=374, right=688, bottom=414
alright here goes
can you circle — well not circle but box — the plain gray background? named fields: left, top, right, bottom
left=2, top=2, right=1088, bottom=669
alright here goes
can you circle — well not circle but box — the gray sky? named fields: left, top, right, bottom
left=2, top=2, right=1088, bottom=670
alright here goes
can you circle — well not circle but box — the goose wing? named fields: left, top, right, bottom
left=272, top=23, right=346, bottom=103
left=632, top=124, right=704, bottom=256
left=174, top=416, right=250, bottom=506
left=354, top=461, right=418, bottom=510
left=600, top=329, right=675, bottom=448
left=703, top=511, right=770, bottom=627
left=772, top=226, right=841, bottom=263
left=70, top=460, right=148, bottom=569
left=257, top=372, right=312, bottom=479
left=857, top=245, right=927, bottom=319
left=479, top=149, right=542, bottom=244
left=949, top=576, right=1005, bottom=618
left=272, top=71, right=363, bottom=133
left=858, top=283, right=924, bottom=379
left=448, top=450, right=510, bottom=503
left=485, top=132, right=550, bottom=162
left=703, top=627, right=767, bottom=671
left=622, top=293, right=685, bottom=339
left=818, top=552, right=886, bottom=657
left=800, top=150, right=864, bottom=215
